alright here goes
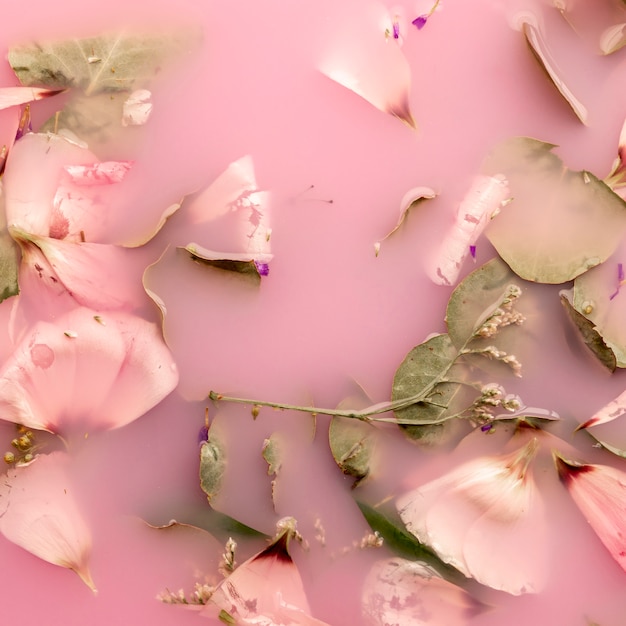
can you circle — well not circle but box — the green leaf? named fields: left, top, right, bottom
left=483, top=137, right=626, bottom=283
left=446, top=257, right=521, bottom=349
left=560, top=291, right=616, bottom=371
left=0, top=209, right=20, bottom=303
left=199, top=435, right=226, bottom=504
left=9, top=33, right=185, bottom=95
left=329, top=416, right=376, bottom=486
left=567, top=259, right=626, bottom=368
left=392, top=334, right=475, bottom=445
left=356, top=501, right=464, bottom=584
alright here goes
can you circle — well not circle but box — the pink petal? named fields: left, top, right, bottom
left=362, top=558, right=483, bottom=626
left=0, top=87, right=63, bottom=110
left=319, top=2, right=416, bottom=128
left=0, top=307, right=178, bottom=435
left=63, top=160, right=133, bottom=186
left=122, top=89, right=153, bottom=126
left=555, top=452, right=626, bottom=573
left=427, top=174, right=510, bottom=286
left=0, top=451, right=94, bottom=590
left=203, top=519, right=330, bottom=625
left=577, top=388, right=626, bottom=431
left=397, top=439, right=547, bottom=595
left=13, top=230, right=146, bottom=314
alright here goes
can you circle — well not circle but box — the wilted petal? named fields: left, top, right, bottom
left=0, top=87, right=63, bottom=110
left=397, top=439, right=547, bottom=595
left=122, top=89, right=153, bottom=126
left=319, top=2, right=416, bottom=128
left=202, top=518, right=330, bottom=625
left=427, top=175, right=510, bottom=286
left=362, top=558, right=483, bottom=626
left=554, top=452, right=626, bottom=573
left=0, top=306, right=178, bottom=435
left=0, top=451, right=94, bottom=590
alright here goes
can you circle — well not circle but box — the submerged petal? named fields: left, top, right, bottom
left=0, top=451, right=94, bottom=590
left=397, top=439, right=547, bottom=594
left=0, top=307, right=178, bottom=435
left=0, top=87, right=63, bottom=110
left=555, top=452, right=626, bottom=573
left=203, top=518, right=330, bottom=625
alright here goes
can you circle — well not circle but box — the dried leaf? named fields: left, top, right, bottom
left=262, top=433, right=284, bottom=510
left=199, top=428, right=227, bottom=504
left=329, top=416, right=376, bottom=486
left=559, top=291, right=616, bottom=372
left=518, top=14, right=588, bottom=123
left=0, top=191, right=20, bottom=303
left=483, top=137, right=626, bottom=283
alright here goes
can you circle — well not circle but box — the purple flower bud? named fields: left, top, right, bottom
left=412, top=15, right=428, bottom=30
left=392, top=20, right=400, bottom=39
left=469, top=244, right=477, bottom=259
left=198, top=425, right=209, bottom=444
left=254, top=261, right=270, bottom=276
left=480, top=423, right=493, bottom=432
left=619, top=263, right=624, bottom=282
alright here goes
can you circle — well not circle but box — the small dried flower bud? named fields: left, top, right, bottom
left=251, top=405, right=260, bottom=419
left=503, top=394, right=522, bottom=411
left=4, top=452, right=15, bottom=464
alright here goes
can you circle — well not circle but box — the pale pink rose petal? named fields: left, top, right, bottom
left=362, top=558, right=483, bottom=626
left=397, top=439, right=547, bottom=595
left=13, top=230, right=146, bottom=313
left=319, top=2, right=416, bottom=128
left=427, top=174, right=510, bottom=286
left=0, top=451, right=94, bottom=590
left=555, top=452, right=626, bottom=573
left=184, top=155, right=272, bottom=266
left=576, top=388, right=626, bottom=431
left=0, top=307, right=178, bottom=435
left=0, top=87, right=63, bottom=110
left=63, top=160, right=133, bottom=186
left=202, top=518, right=330, bottom=625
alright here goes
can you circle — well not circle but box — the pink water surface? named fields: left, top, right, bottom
left=0, top=0, right=626, bottom=624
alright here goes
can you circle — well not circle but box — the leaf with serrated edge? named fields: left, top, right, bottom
left=484, top=137, right=626, bottom=283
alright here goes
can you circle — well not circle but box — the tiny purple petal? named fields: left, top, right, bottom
left=469, top=245, right=477, bottom=259
left=481, top=424, right=493, bottom=432
left=198, top=425, right=209, bottom=444
left=392, top=20, right=400, bottom=39
left=254, top=261, right=270, bottom=276
left=619, top=263, right=624, bottom=282
left=610, top=288, right=620, bottom=301
left=412, top=15, right=428, bottom=30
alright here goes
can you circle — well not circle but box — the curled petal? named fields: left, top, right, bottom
left=0, top=307, right=178, bottom=435
left=319, top=3, right=416, bottom=128
left=0, top=451, right=94, bottom=590
left=427, top=175, right=510, bottom=286
left=397, top=439, right=547, bottom=595
left=554, top=452, right=626, bottom=573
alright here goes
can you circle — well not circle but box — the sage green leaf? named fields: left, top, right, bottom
left=200, top=435, right=226, bottom=504
left=483, top=137, right=626, bottom=283
left=560, top=291, right=616, bottom=371
left=568, top=259, right=626, bottom=368
left=0, top=207, right=20, bottom=303
left=446, top=257, right=521, bottom=350
left=182, top=244, right=267, bottom=284
left=392, top=334, right=476, bottom=445
left=356, top=501, right=464, bottom=584
left=329, top=416, right=376, bottom=486
left=9, top=33, right=185, bottom=95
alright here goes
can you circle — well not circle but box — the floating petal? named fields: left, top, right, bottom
left=319, top=3, right=416, bottom=128
left=397, top=439, right=548, bottom=594
left=0, top=451, right=94, bottom=590
left=427, top=175, right=510, bottom=286
left=122, top=89, right=153, bottom=126
left=0, top=86, right=64, bottom=110
left=0, top=307, right=178, bottom=435
left=554, top=452, right=626, bottom=573
left=202, top=518, right=330, bottom=624
left=362, top=557, right=483, bottom=626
